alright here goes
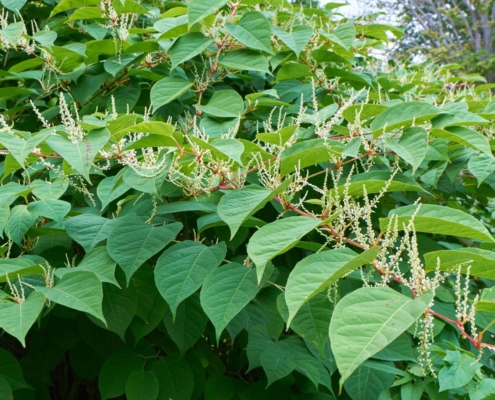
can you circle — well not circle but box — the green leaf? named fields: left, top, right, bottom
left=468, top=154, right=495, bottom=186
left=188, top=0, right=229, bottom=27
left=204, top=374, right=235, bottom=400
left=424, top=248, right=495, bottom=279
left=219, top=50, right=271, bottom=74
left=329, top=287, right=433, bottom=387
left=0, top=292, right=44, bottom=347
left=333, top=171, right=427, bottom=197
left=225, top=11, right=273, bottom=54
left=197, top=90, right=244, bottom=118
left=56, top=247, right=118, bottom=286
left=4, top=205, right=35, bottom=245
left=112, top=121, right=174, bottom=141
left=247, top=216, right=322, bottom=283
left=218, top=180, right=291, bottom=239
left=438, top=350, right=481, bottom=392
left=0, top=348, right=29, bottom=390
left=163, top=291, right=208, bottom=355
left=256, top=125, right=298, bottom=146
left=384, top=127, right=428, bottom=174
left=155, top=240, right=219, bottom=318
left=261, top=343, right=296, bottom=387
left=0, top=377, right=12, bottom=400
left=285, top=247, right=378, bottom=326
left=200, top=262, right=272, bottom=341
left=323, top=22, right=356, bottom=50
left=169, top=32, right=213, bottom=70
left=151, top=76, right=193, bottom=109
left=0, top=129, right=50, bottom=167
left=125, top=370, right=159, bottom=400
left=0, top=202, right=9, bottom=238
left=431, top=127, right=492, bottom=157
left=27, top=200, right=70, bottom=227
left=107, top=217, right=182, bottom=284
left=379, top=204, right=495, bottom=243
left=273, top=25, right=313, bottom=58
left=211, top=139, right=245, bottom=165
left=98, top=283, right=137, bottom=340
left=371, top=102, right=443, bottom=137
left=36, top=271, right=105, bottom=324
left=152, top=358, right=194, bottom=400
left=31, top=178, right=68, bottom=201
left=65, top=214, right=117, bottom=251
left=1, top=0, right=27, bottom=12
left=122, top=151, right=174, bottom=197
left=99, top=349, right=144, bottom=400
left=372, top=334, right=415, bottom=362
left=46, top=129, right=110, bottom=183
left=276, top=63, right=313, bottom=81
left=344, top=362, right=396, bottom=400
left=97, top=175, right=131, bottom=210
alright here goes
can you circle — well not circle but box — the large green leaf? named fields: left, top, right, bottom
left=56, top=246, right=118, bottom=286
left=45, top=129, right=110, bottom=183
left=155, top=240, right=219, bottom=318
left=424, top=248, right=495, bottom=279
left=188, top=0, right=229, bottom=26
left=0, top=348, right=30, bottom=390
left=200, top=262, right=273, bottom=341
left=27, top=199, right=70, bottom=227
left=261, top=342, right=295, bottom=387
left=225, top=11, right=273, bottom=53
left=0, top=291, right=45, bottom=347
left=107, top=217, right=182, bottom=284
left=163, top=291, right=208, bottom=355
left=0, top=129, right=50, bottom=167
left=99, top=349, right=144, bottom=400
left=217, top=180, right=291, bottom=239
left=343, top=362, right=396, bottom=400
left=323, top=22, right=356, bottom=50
left=273, top=25, right=313, bottom=58
left=152, top=358, right=194, bottom=400
left=36, top=271, right=105, bottom=324
left=468, top=154, right=495, bottom=186
left=384, top=127, right=428, bottom=174
left=169, top=32, right=213, bottom=70
left=4, top=205, right=35, bottom=245
left=285, top=247, right=378, bottom=326
left=125, top=370, right=160, bottom=400
left=330, top=287, right=433, bottom=386
left=247, top=216, right=322, bottom=283
left=371, top=102, right=443, bottom=137
left=219, top=50, right=271, bottom=74
left=65, top=214, right=117, bottom=251
left=196, top=90, right=244, bottom=118
left=380, top=204, right=495, bottom=243
left=438, top=350, right=481, bottom=392
left=431, top=127, right=492, bottom=157
left=333, top=171, right=427, bottom=197
left=151, top=76, right=193, bottom=109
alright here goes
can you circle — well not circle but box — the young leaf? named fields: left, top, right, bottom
left=108, top=218, right=182, bottom=284
left=36, top=271, right=105, bottom=324
left=0, top=292, right=45, bottom=347
left=380, top=204, right=495, bottom=243
left=285, top=247, right=379, bottom=326
left=247, top=216, right=323, bottom=283
left=329, top=287, right=433, bottom=387
left=155, top=240, right=219, bottom=318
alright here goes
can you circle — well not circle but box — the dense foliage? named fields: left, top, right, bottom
left=1, top=0, right=495, bottom=399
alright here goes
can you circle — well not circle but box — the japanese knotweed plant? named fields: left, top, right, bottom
left=1, top=0, right=495, bottom=399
